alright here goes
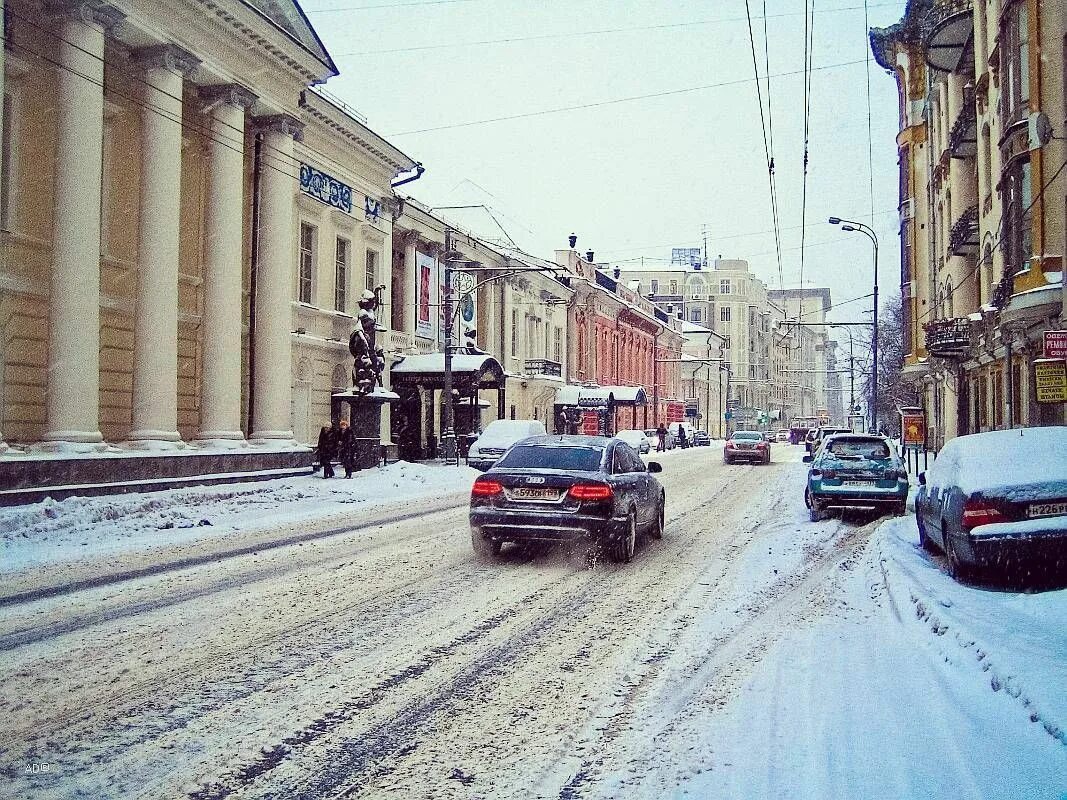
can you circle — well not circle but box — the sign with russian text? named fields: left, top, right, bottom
left=667, top=402, right=685, bottom=423
left=299, top=163, right=352, bottom=214
left=1043, top=331, right=1067, bottom=359
left=1034, top=359, right=1067, bottom=404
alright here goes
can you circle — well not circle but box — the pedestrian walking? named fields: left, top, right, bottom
left=677, top=425, right=688, bottom=449
left=338, top=418, right=357, bottom=478
left=317, top=424, right=337, bottom=478
left=656, top=422, right=668, bottom=452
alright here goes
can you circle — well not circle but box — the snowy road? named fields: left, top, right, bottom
left=1, top=446, right=1064, bottom=799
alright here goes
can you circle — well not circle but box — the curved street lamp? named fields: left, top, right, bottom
left=828, top=217, right=879, bottom=433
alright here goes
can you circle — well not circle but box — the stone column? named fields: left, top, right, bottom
left=250, top=114, right=303, bottom=442
left=402, top=232, right=418, bottom=335
left=124, top=45, right=199, bottom=449
left=38, top=1, right=124, bottom=451
left=196, top=85, right=257, bottom=447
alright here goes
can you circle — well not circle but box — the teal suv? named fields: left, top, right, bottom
left=804, top=434, right=908, bottom=522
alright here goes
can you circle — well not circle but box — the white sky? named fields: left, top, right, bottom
left=302, top=0, right=908, bottom=329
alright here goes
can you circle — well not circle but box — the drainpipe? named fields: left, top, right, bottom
left=652, top=326, right=661, bottom=425
left=390, top=162, right=425, bottom=189
left=246, top=131, right=264, bottom=434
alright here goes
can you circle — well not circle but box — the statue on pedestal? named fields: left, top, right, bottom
left=349, top=290, right=386, bottom=395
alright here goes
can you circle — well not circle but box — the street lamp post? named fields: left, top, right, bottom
left=829, top=217, right=879, bottom=433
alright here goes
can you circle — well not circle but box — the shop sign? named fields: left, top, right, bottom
left=667, top=402, right=685, bottom=423
left=901, top=413, right=925, bottom=446
left=1043, top=331, right=1067, bottom=359
left=684, top=398, right=699, bottom=416
left=1034, top=359, right=1067, bottom=404
left=299, top=163, right=352, bottom=214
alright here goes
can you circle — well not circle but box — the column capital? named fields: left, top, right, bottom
left=253, top=113, right=305, bottom=141
left=400, top=229, right=421, bottom=247
left=132, top=44, right=200, bottom=78
left=200, top=83, right=258, bottom=112
left=46, top=0, right=125, bottom=30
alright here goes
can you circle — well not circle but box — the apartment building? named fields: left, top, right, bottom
left=872, top=0, right=1065, bottom=447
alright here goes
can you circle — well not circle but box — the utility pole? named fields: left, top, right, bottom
left=441, top=228, right=457, bottom=464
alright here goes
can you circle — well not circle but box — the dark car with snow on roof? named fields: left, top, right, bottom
left=469, top=435, right=665, bottom=564
left=914, top=427, right=1067, bottom=581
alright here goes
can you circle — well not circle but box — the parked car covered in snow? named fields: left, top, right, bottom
left=467, top=419, right=547, bottom=471
left=614, top=429, right=651, bottom=454
left=691, top=430, right=711, bottom=447
left=804, top=433, right=908, bottom=521
left=470, top=435, right=665, bottom=563
left=914, top=427, right=1067, bottom=580
left=644, top=427, right=676, bottom=451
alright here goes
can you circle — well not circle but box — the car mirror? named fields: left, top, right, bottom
left=647, top=461, right=663, bottom=473
left=802, top=454, right=813, bottom=463
left=918, top=471, right=926, bottom=485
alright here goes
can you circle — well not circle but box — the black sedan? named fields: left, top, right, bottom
left=915, top=427, right=1067, bottom=581
left=469, top=435, right=665, bottom=564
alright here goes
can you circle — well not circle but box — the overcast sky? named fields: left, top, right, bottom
left=302, top=0, right=908, bottom=328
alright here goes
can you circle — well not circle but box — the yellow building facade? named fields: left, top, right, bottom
left=872, top=0, right=1065, bottom=447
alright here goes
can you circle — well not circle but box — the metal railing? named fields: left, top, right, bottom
left=923, top=317, right=971, bottom=357
left=949, top=204, right=979, bottom=255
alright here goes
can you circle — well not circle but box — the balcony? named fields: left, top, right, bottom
left=385, top=329, right=414, bottom=353
left=923, top=317, right=971, bottom=358
left=949, top=204, right=979, bottom=256
left=948, top=89, right=977, bottom=158
left=923, top=0, right=973, bottom=73
left=524, top=359, right=563, bottom=377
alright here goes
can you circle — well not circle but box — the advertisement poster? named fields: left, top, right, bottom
left=415, top=252, right=436, bottom=341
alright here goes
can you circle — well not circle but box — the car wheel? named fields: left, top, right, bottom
left=649, top=496, right=665, bottom=540
left=809, top=500, right=824, bottom=522
left=724, top=456, right=732, bottom=465
left=894, top=501, right=906, bottom=517
left=610, top=511, right=636, bottom=563
left=917, top=515, right=934, bottom=552
left=944, top=526, right=972, bottom=582
left=471, top=529, right=502, bottom=560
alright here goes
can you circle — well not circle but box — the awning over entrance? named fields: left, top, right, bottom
left=390, top=352, right=506, bottom=392
left=554, top=385, right=648, bottom=408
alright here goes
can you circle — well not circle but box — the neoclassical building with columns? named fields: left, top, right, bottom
left=0, top=0, right=417, bottom=482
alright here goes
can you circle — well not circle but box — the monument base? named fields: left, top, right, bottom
left=332, top=389, right=399, bottom=472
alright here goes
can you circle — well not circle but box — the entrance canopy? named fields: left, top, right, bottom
left=390, top=352, right=506, bottom=392
left=555, top=385, right=648, bottom=408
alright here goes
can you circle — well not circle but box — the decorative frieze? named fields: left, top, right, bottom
left=132, top=44, right=200, bottom=77
left=299, top=162, right=353, bottom=215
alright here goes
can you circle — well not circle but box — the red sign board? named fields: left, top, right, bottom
left=902, top=413, right=926, bottom=446
left=667, top=402, right=685, bottom=423
left=1044, top=330, right=1067, bottom=359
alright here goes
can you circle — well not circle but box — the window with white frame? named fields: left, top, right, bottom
left=511, top=309, right=519, bottom=356
left=720, top=306, right=731, bottom=322
left=650, top=279, right=659, bottom=294
left=554, top=326, right=562, bottom=363
left=299, top=222, right=316, bottom=304
left=334, top=238, right=350, bottom=312
left=719, top=279, right=731, bottom=294
left=669, top=280, right=678, bottom=295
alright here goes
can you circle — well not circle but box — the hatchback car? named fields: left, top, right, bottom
left=804, top=434, right=908, bottom=521
left=914, top=427, right=1067, bottom=580
left=469, top=435, right=665, bottom=563
left=614, top=429, right=651, bottom=454
left=723, top=430, right=770, bottom=464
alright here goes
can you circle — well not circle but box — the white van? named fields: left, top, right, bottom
left=669, top=422, right=697, bottom=448
left=467, top=419, right=547, bottom=471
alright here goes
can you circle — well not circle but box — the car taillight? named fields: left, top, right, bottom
left=569, top=483, right=613, bottom=501
left=471, top=479, right=503, bottom=497
left=810, top=469, right=822, bottom=478
left=726, top=441, right=735, bottom=449
left=823, top=469, right=836, bottom=479
left=962, top=498, right=1005, bottom=528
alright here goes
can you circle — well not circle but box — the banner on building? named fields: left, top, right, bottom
left=415, top=252, right=437, bottom=341
left=1034, top=359, right=1067, bottom=404
left=1044, top=331, right=1067, bottom=359
left=667, top=402, right=685, bottom=423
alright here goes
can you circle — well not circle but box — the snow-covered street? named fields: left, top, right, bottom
left=1, top=445, right=1064, bottom=799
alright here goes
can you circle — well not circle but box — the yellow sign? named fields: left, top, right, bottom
left=1034, top=360, right=1067, bottom=404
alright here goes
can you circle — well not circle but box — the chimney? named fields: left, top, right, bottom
left=586, top=250, right=594, bottom=263
left=568, top=233, right=577, bottom=249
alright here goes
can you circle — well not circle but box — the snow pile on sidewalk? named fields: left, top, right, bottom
left=641, top=513, right=1066, bottom=799
left=0, top=461, right=479, bottom=572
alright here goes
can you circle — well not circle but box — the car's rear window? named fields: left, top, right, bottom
left=496, top=445, right=604, bottom=471
left=826, top=438, right=891, bottom=459
left=733, top=432, right=762, bottom=440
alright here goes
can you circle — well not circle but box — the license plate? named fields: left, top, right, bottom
left=1027, top=501, right=1067, bottom=519
left=842, top=480, right=875, bottom=487
left=510, top=487, right=559, bottom=500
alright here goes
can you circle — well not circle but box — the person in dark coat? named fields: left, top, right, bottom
left=656, top=422, right=668, bottom=452
left=338, top=418, right=357, bottom=478
left=317, top=424, right=337, bottom=478
left=677, top=425, right=688, bottom=449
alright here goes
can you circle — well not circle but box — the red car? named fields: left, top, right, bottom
left=724, top=431, right=770, bottom=465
